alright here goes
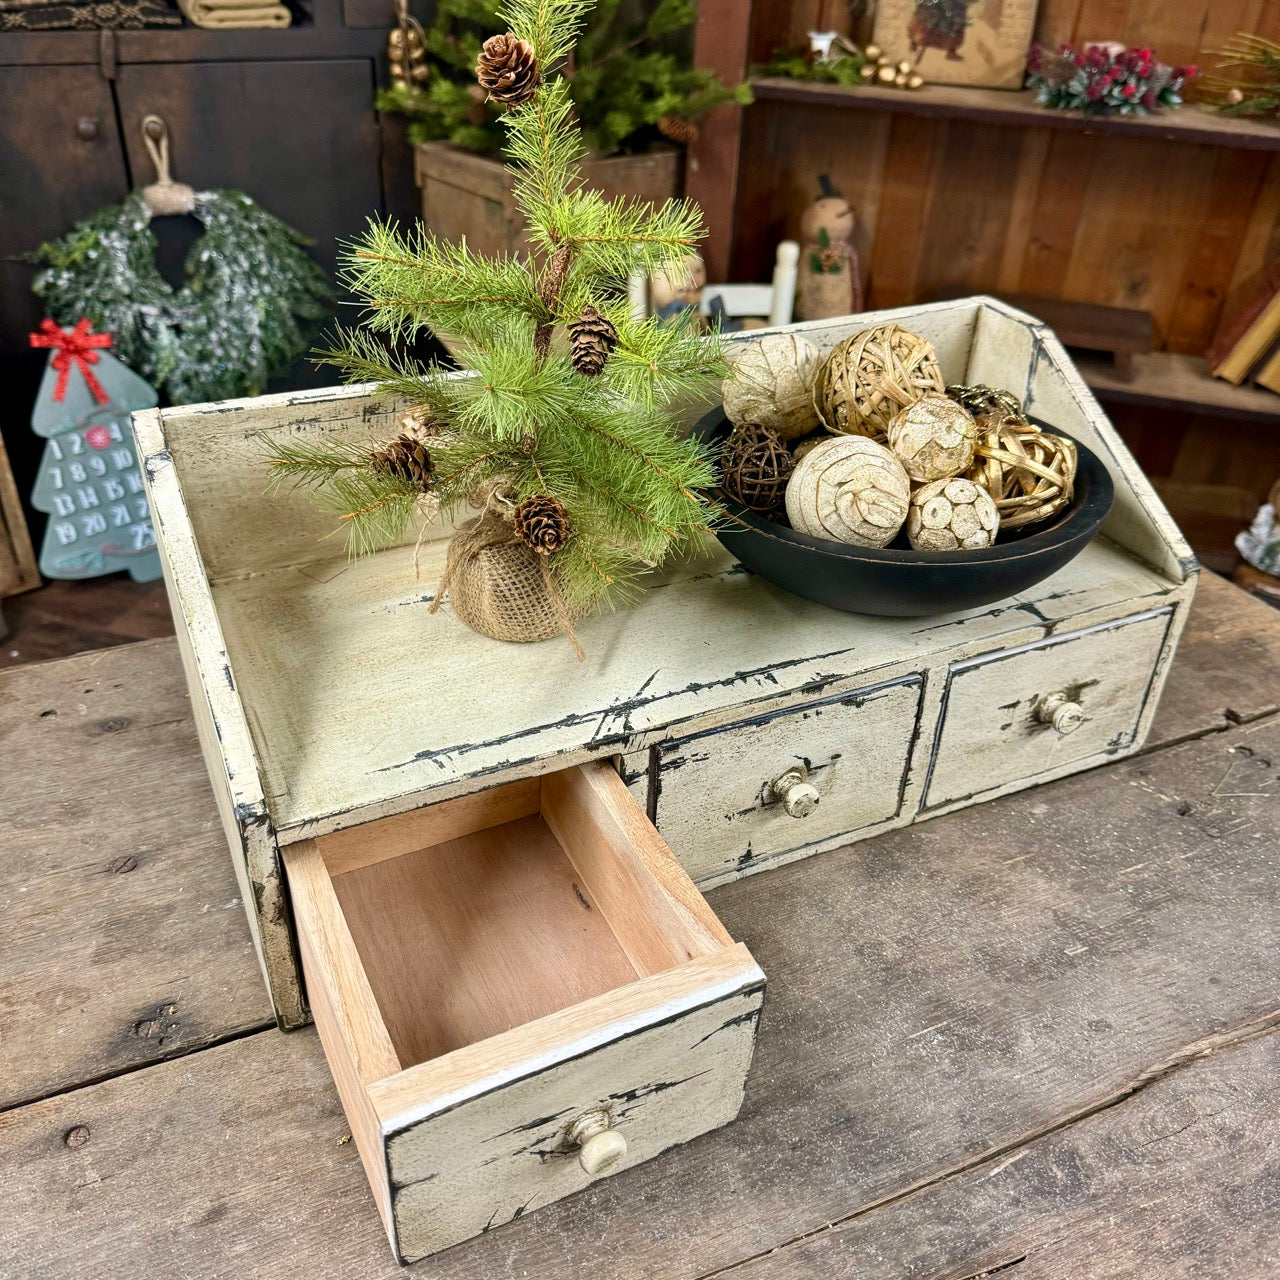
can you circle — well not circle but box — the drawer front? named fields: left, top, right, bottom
left=653, top=677, right=925, bottom=884
left=284, top=763, right=765, bottom=1264
left=379, top=960, right=762, bottom=1263
left=923, top=608, right=1174, bottom=810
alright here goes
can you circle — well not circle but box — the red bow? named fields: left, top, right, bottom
left=29, top=319, right=113, bottom=405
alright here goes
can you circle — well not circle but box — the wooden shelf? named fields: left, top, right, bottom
left=1077, top=351, right=1280, bottom=422
left=751, top=78, right=1280, bottom=152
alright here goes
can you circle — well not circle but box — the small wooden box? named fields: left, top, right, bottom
left=135, top=297, right=1196, bottom=1261
left=415, top=141, right=683, bottom=258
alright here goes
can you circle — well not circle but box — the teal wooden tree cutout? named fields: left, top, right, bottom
left=28, top=319, right=162, bottom=582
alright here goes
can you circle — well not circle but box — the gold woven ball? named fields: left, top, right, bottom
left=965, top=417, right=1078, bottom=531
left=906, top=477, right=1000, bottom=551
left=887, top=393, right=977, bottom=483
left=723, top=333, right=824, bottom=440
left=814, top=323, right=945, bottom=439
left=785, top=436, right=911, bottom=548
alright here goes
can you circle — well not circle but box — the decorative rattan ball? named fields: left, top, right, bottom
left=945, top=382, right=1024, bottom=426
left=966, top=416, right=1078, bottom=530
left=720, top=424, right=795, bottom=513
left=723, top=333, right=824, bottom=440
left=785, top=436, right=911, bottom=548
left=906, top=477, right=1000, bottom=551
left=887, top=393, right=977, bottom=483
left=814, top=323, right=945, bottom=438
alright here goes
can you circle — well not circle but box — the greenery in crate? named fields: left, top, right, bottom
left=266, top=0, right=725, bottom=620
left=377, top=0, right=750, bottom=157
left=754, top=45, right=867, bottom=87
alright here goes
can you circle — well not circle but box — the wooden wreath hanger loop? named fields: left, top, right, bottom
left=140, top=115, right=197, bottom=218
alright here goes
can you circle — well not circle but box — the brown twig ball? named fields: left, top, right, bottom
left=720, top=424, right=795, bottom=514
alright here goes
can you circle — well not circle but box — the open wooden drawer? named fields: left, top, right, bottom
left=282, top=760, right=765, bottom=1264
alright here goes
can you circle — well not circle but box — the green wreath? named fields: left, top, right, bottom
left=32, top=190, right=332, bottom=405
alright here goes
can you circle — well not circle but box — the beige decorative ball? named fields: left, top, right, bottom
left=723, top=333, right=824, bottom=441
left=906, top=478, right=1000, bottom=551
left=814, top=323, right=945, bottom=439
left=785, top=436, right=911, bottom=548
left=887, top=393, right=977, bottom=483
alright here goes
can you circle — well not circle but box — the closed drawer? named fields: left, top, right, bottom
left=282, top=762, right=764, bottom=1264
left=923, top=608, right=1174, bottom=810
left=653, top=677, right=925, bottom=884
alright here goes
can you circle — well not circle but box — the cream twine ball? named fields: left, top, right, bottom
left=785, top=436, right=911, bottom=548
left=814, top=323, right=944, bottom=438
left=887, top=393, right=977, bottom=483
left=906, top=477, right=1000, bottom=551
left=723, top=333, right=824, bottom=441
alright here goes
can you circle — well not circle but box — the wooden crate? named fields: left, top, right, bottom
left=0, top=431, right=39, bottom=599
left=135, top=296, right=1195, bottom=1261
left=414, top=141, right=684, bottom=258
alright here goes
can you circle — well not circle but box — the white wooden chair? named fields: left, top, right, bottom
left=628, top=240, right=801, bottom=329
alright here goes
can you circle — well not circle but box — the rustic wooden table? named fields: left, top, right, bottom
left=3, top=572, right=1278, bottom=1279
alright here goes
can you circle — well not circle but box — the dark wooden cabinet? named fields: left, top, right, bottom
left=0, top=67, right=126, bottom=356
left=0, top=11, right=418, bottom=517
left=114, top=58, right=383, bottom=279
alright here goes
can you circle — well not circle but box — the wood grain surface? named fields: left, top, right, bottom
left=0, top=638, right=269, bottom=1112
left=732, top=3, right=1280, bottom=358
left=2, top=575, right=1278, bottom=1278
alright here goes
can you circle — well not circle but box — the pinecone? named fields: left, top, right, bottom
left=569, top=305, right=618, bottom=377
left=514, top=494, right=570, bottom=556
left=372, top=435, right=433, bottom=490
left=476, top=33, right=540, bottom=106
left=657, top=115, right=700, bottom=146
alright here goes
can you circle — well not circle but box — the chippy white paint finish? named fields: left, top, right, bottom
left=137, top=297, right=1197, bottom=1023
left=922, top=607, right=1175, bottom=810
left=378, top=966, right=762, bottom=1263
left=135, top=411, right=304, bottom=1029
left=653, top=676, right=924, bottom=884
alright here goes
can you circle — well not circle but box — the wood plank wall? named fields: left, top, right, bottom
left=732, top=2, right=1280, bottom=356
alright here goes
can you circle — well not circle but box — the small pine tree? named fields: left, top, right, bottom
left=378, top=0, right=750, bottom=157
left=267, top=0, right=725, bottom=619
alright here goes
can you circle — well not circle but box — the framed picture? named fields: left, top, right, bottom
left=871, top=0, right=1040, bottom=90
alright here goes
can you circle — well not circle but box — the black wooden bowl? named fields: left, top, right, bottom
left=694, top=408, right=1115, bottom=618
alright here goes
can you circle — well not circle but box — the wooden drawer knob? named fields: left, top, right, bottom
left=1036, top=691, right=1084, bottom=735
left=771, top=766, right=820, bottom=818
left=568, top=1110, right=627, bottom=1176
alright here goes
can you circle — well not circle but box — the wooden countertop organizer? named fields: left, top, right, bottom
left=136, top=297, right=1196, bottom=1263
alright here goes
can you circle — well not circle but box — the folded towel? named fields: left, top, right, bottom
left=177, top=0, right=288, bottom=25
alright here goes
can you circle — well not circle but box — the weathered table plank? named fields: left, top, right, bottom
left=0, top=640, right=270, bottom=1111
left=3, top=708, right=1277, bottom=1278
left=1147, top=572, right=1280, bottom=750
left=714, top=1029, right=1280, bottom=1280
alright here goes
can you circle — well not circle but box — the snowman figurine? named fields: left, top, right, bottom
left=795, top=175, right=864, bottom=322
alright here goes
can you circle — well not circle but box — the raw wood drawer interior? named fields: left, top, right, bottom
left=281, top=761, right=764, bottom=1263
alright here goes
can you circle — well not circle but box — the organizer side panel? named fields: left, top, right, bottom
left=137, top=409, right=307, bottom=1028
